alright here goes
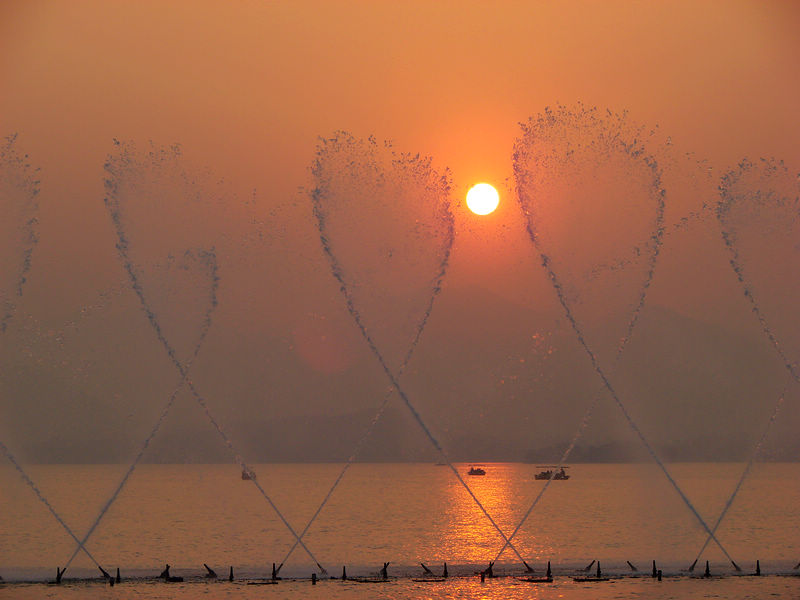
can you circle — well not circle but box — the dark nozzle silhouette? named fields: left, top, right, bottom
left=596, top=561, right=601, bottom=579
left=732, top=560, right=741, bottom=572
left=583, top=560, right=595, bottom=572
left=442, top=562, right=448, bottom=578
left=116, top=568, right=121, bottom=583
left=755, top=560, right=761, bottom=576
left=99, top=566, right=111, bottom=579
left=228, top=566, right=234, bottom=582
left=627, top=560, right=637, bottom=571
left=420, top=563, right=433, bottom=575
left=703, top=560, right=711, bottom=578
left=523, top=560, right=534, bottom=573
left=688, top=558, right=698, bottom=572
left=203, top=564, right=217, bottom=579
left=546, top=561, right=552, bottom=580
left=341, top=565, right=347, bottom=581
left=160, top=564, right=183, bottom=583
left=652, top=560, right=657, bottom=578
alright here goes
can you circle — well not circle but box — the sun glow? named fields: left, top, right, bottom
left=466, top=183, right=499, bottom=215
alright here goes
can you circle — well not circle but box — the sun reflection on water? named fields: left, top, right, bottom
left=441, top=464, right=551, bottom=566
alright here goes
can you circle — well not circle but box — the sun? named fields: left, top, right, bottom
left=466, top=183, right=499, bottom=215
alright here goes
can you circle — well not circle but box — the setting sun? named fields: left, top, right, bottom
left=466, top=183, right=500, bottom=215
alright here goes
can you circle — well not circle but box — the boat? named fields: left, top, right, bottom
left=534, top=466, right=569, bottom=480
left=241, top=468, right=256, bottom=481
left=467, top=466, right=486, bottom=476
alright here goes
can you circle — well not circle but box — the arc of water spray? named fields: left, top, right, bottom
left=706, top=165, right=800, bottom=569
left=716, top=220, right=800, bottom=387
left=102, top=189, right=327, bottom=572
left=0, top=440, right=104, bottom=570
left=0, top=139, right=101, bottom=568
left=279, top=387, right=393, bottom=567
left=494, top=148, right=667, bottom=562
left=493, top=260, right=659, bottom=561
left=688, top=383, right=787, bottom=570
left=534, top=248, right=740, bottom=569
left=61, top=250, right=217, bottom=572
left=279, top=249, right=445, bottom=566
left=313, top=198, right=532, bottom=570
left=1, top=133, right=40, bottom=334
left=62, top=292, right=214, bottom=570
left=512, top=116, right=738, bottom=568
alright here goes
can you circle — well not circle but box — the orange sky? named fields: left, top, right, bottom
left=1, top=0, right=799, bottom=461
left=2, top=1, right=798, bottom=300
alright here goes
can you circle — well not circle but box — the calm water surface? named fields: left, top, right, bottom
left=1, top=463, right=798, bottom=599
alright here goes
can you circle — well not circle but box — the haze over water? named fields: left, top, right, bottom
left=2, top=2, right=800, bottom=599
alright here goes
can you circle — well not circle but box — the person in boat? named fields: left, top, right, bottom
left=559, top=467, right=566, bottom=478
left=381, top=562, right=390, bottom=579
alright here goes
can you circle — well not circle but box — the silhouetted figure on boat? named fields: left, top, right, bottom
left=341, top=565, right=347, bottom=580
left=55, top=567, right=65, bottom=584
left=204, top=564, right=217, bottom=578
left=271, top=562, right=282, bottom=581
left=160, top=564, right=170, bottom=579
left=703, top=560, right=711, bottom=578
left=381, top=562, right=390, bottom=579
left=755, top=560, right=761, bottom=576
left=116, top=568, right=121, bottom=583
left=483, top=561, right=494, bottom=578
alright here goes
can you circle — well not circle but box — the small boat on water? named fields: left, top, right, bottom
left=241, top=468, right=256, bottom=481
left=467, top=466, right=486, bottom=476
left=534, top=466, right=569, bottom=480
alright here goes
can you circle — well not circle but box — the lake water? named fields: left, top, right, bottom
left=1, top=463, right=799, bottom=599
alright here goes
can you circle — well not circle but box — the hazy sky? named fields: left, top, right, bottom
left=1, top=1, right=799, bottom=463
